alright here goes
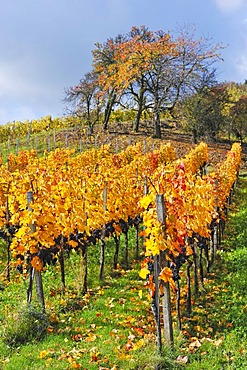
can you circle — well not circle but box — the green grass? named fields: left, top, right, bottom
left=0, top=232, right=166, bottom=369
left=0, top=178, right=247, bottom=369
left=0, top=126, right=86, bottom=162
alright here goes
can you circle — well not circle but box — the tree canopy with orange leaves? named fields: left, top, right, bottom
left=67, top=25, right=224, bottom=137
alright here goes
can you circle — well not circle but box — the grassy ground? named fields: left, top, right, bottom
left=0, top=230, right=173, bottom=369
left=0, top=176, right=247, bottom=369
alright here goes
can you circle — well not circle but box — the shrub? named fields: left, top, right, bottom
left=3, top=304, right=49, bottom=347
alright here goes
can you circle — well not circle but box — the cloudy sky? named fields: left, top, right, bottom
left=0, top=0, right=246, bottom=124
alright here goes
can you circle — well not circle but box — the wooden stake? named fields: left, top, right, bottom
left=152, top=254, right=162, bottom=353
left=99, top=181, right=108, bottom=280
left=156, top=194, right=173, bottom=345
left=26, top=191, right=45, bottom=310
left=6, top=196, right=11, bottom=282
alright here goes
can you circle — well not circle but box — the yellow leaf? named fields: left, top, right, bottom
left=132, top=338, right=145, bottom=351
left=139, top=194, right=153, bottom=210
left=139, top=267, right=149, bottom=279
left=86, top=332, right=97, bottom=342
left=71, top=362, right=82, bottom=369
left=39, top=350, right=49, bottom=359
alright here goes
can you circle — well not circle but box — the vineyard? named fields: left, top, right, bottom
left=0, top=135, right=245, bottom=369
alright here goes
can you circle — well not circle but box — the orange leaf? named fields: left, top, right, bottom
left=71, top=361, right=82, bottom=369
left=31, top=256, right=43, bottom=272
left=159, top=267, right=172, bottom=282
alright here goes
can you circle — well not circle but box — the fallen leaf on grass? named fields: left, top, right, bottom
left=86, top=332, right=97, bottom=342
left=175, top=355, right=189, bottom=364
left=132, top=338, right=145, bottom=351
left=90, top=347, right=101, bottom=363
left=214, top=338, right=223, bottom=347
left=189, top=339, right=201, bottom=353
left=46, top=326, right=54, bottom=333
left=39, top=350, right=49, bottom=359
left=117, top=353, right=131, bottom=360
left=71, top=334, right=83, bottom=342
left=71, top=361, right=82, bottom=369
left=49, top=313, right=59, bottom=323
left=132, top=327, right=145, bottom=336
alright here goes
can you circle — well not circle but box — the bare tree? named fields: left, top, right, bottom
left=64, top=71, right=101, bottom=134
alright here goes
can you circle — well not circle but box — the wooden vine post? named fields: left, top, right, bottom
left=193, top=239, right=199, bottom=298
left=156, top=194, right=174, bottom=345
left=6, top=160, right=11, bottom=282
left=210, top=179, right=219, bottom=267
left=26, top=191, right=45, bottom=311
left=59, top=235, right=66, bottom=294
left=53, top=129, right=56, bottom=150
left=47, top=135, right=51, bottom=152
left=6, top=195, right=11, bottom=282
left=16, top=138, right=19, bottom=155
left=99, top=181, right=108, bottom=280
left=113, top=233, right=120, bottom=270
left=81, top=211, right=88, bottom=295
left=65, top=129, right=69, bottom=148
left=152, top=252, right=162, bottom=354
left=123, top=222, right=129, bottom=269
left=186, top=259, right=193, bottom=314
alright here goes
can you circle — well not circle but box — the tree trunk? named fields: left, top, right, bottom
left=133, top=88, right=145, bottom=132
left=103, top=91, right=116, bottom=130
left=133, top=105, right=142, bottom=132
left=192, top=128, right=198, bottom=144
left=88, top=122, right=94, bottom=135
left=154, top=104, right=161, bottom=138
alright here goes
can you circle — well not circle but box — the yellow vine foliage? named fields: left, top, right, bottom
left=0, top=141, right=241, bottom=283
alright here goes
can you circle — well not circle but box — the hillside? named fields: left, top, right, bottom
left=3, top=120, right=246, bottom=170
left=0, top=128, right=246, bottom=369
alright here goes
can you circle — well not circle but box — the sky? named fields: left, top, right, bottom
left=0, top=0, right=247, bottom=125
